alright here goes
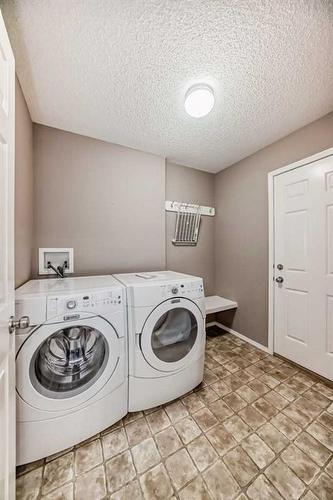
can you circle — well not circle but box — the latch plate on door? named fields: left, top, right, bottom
left=8, top=315, right=30, bottom=334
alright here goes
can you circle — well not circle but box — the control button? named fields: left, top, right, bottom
left=66, top=300, right=77, bottom=310
left=172, top=287, right=179, bottom=295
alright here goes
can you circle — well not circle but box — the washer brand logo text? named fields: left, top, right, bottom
left=63, top=314, right=80, bottom=321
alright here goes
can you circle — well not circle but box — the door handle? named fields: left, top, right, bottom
left=8, top=315, right=30, bottom=334
left=275, top=276, right=284, bottom=284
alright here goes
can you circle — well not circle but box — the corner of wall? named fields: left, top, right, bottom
left=15, top=76, right=34, bottom=287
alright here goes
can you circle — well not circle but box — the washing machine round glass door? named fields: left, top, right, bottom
left=16, top=315, right=121, bottom=412
left=140, top=298, right=204, bottom=372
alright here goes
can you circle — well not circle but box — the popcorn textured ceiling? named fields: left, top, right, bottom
left=1, top=0, right=333, bottom=173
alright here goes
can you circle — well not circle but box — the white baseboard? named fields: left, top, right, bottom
left=207, top=321, right=271, bottom=354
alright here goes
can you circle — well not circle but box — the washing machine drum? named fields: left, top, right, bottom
left=16, top=316, right=121, bottom=412
left=35, top=325, right=107, bottom=395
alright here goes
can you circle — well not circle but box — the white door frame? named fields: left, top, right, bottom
left=0, top=9, right=16, bottom=499
left=267, top=147, right=333, bottom=355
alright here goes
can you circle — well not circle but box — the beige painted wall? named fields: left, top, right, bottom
left=15, top=78, right=34, bottom=287
left=33, top=125, right=166, bottom=276
left=215, top=112, right=333, bottom=346
left=24, top=107, right=333, bottom=350
left=166, top=162, right=215, bottom=295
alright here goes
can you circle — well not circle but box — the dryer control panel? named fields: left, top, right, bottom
left=130, top=278, right=204, bottom=307
left=47, top=289, right=123, bottom=319
left=161, top=280, right=204, bottom=299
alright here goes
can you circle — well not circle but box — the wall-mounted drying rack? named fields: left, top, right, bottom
left=165, top=201, right=215, bottom=217
left=165, top=201, right=215, bottom=246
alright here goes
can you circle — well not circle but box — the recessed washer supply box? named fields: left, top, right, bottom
left=38, top=248, right=74, bottom=275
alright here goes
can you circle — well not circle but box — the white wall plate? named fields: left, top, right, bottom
left=38, top=248, right=74, bottom=275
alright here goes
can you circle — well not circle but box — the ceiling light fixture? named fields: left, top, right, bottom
left=184, top=84, right=215, bottom=118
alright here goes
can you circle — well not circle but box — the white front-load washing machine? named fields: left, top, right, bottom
left=114, top=271, right=205, bottom=411
left=15, top=275, right=127, bottom=465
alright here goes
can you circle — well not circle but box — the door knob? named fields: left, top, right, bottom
left=275, top=276, right=284, bottom=284
left=8, top=315, right=30, bottom=334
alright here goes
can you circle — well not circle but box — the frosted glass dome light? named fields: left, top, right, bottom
left=184, top=84, right=215, bottom=117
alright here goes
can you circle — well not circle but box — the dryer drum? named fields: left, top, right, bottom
left=32, top=325, right=109, bottom=396
left=151, top=308, right=197, bottom=363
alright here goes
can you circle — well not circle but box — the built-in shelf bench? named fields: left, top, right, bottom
left=205, top=295, right=269, bottom=353
left=205, top=295, right=238, bottom=315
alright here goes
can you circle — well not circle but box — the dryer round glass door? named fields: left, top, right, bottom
left=16, top=316, right=121, bottom=412
left=151, top=308, right=197, bottom=362
left=140, top=298, right=205, bottom=373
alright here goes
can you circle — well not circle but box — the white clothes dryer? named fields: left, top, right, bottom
left=114, top=271, right=205, bottom=411
left=15, top=275, right=127, bottom=465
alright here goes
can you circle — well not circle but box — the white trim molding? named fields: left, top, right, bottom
left=267, top=147, right=333, bottom=356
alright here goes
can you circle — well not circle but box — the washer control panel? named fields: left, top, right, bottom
left=47, top=290, right=123, bottom=319
left=66, top=299, right=77, bottom=310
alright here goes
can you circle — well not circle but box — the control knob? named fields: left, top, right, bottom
left=66, top=300, right=77, bottom=309
left=171, top=287, right=179, bottom=295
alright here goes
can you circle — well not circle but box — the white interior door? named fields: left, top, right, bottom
left=274, top=154, right=333, bottom=381
left=0, top=10, right=15, bottom=500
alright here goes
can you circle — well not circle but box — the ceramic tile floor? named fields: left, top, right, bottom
left=17, top=333, right=333, bottom=500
